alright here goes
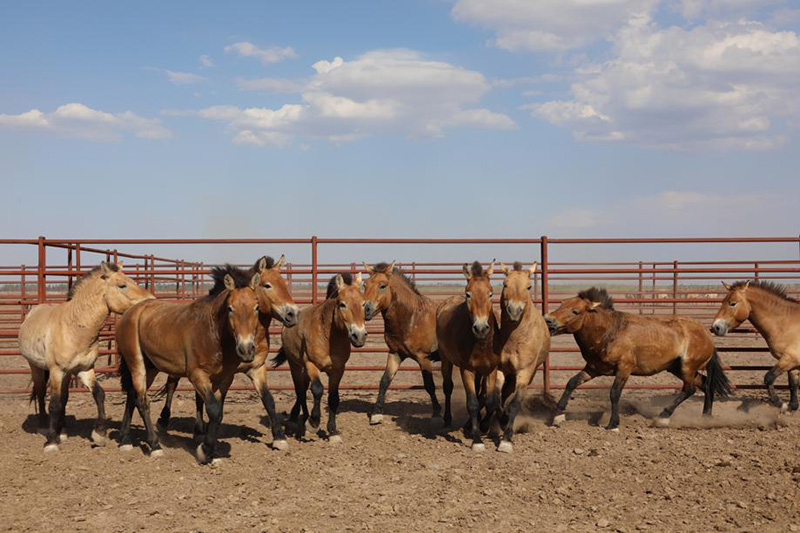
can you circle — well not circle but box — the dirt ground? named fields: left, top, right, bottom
left=2, top=386, right=800, bottom=533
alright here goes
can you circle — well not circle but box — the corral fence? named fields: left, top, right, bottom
left=1, top=236, right=799, bottom=396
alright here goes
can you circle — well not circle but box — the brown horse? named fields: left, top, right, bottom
left=436, top=261, right=501, bottom=452
left=157, top=255, right=299, bottom=450
left=544, top=288, right=731, bottom=430
left=18, top=262, right=153, bottom=452
left=116, top=264, right=260, bottom=462
left=712, top=280, right=800, bottom=411
left=273, top=273, right=367, bottom=443
left=496, top=262, right=550, bottom=453
left=362, top=261, right=440, bottom=425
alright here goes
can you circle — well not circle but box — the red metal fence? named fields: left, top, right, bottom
left=1, top=236, right=798, bottom=396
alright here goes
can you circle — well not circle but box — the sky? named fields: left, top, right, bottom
left=1, top=0, right=799, bottom=265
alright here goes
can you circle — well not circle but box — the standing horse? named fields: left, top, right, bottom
left=362, top=261, right=440, bottom=425
left=18, top=262, right=153, bottom=452
left=273, top=273, right=366, bottom=443
left=116, top=264, right=260, bottom=462
left=544, top=288, right=731, bottom=430
left=157, top=255, right=299, bottom=450
left=496, top=262, right=550, bottom=453
left=712, top=280, right=800, bottom=410
left=436, top=261, right=501, bottom=452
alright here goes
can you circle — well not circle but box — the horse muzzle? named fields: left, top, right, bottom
left=236, top=337, right=256, bottom=361
left=278, top=304, right=300, bottom=327
left=348, top=325, right=367, bottom=347
left=544, top=315, right=560, bottom=335
left=711, top=320, right=729, bottom=337
left=505, top=302, right=524, bottom=323
left=364, top=301, right=378, bottom=321
left=472, top=318, right=491, bottom=339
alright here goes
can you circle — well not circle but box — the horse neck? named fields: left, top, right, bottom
left=318, top=298, right=347, bottom=343
left=384, top=277, right=425, bottom=322
left=64, top=278, right=111, bottom=334
left=747, top=288, right=797, bottom=341
left=197, top=291, right=229, bottom=341
left=573, top=310, right=618, bottom=354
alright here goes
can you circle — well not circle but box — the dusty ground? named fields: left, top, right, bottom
left=2, top=386, right=800, bottom=533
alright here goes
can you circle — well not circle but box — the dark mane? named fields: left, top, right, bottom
left=374, top=262, right=421, bottom=295
left=67, top=263, right=119, bottom=301
left=578, top=287, right=615, bottom=310
left=733, top=280, right=796, bottom=303
left=251, top=255, right=275, bottom=273
left=513, top=261, right=523, bottom=271
left=208, top=264, right=252, bottom=296
left=470, top=261, right=484, bottom=277
left=326, top=272, right=354, bottom=299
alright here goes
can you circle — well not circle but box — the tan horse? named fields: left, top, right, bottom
left=436, top=261, right=501, bottom=452
left=544, top=288, right=731, bottom=430
left=116, top=264, right=261, bottom=462
left=273, top=273, right=366, bottom=443
left=18, top=262, right=153, bottom=452
left=157, top=255, right=299, bottom=450
left=712, top=280, right=800, bottom=410
left=495, top=262, right=550, bottom=453
left=362, top=261, right=440, bottom=425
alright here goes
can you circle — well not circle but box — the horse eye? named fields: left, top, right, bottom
left=254, top=305, right=259, bottom=313
left=339, top=302, right=347, bottom=309
left=118, top=284, right=127, bottom=289
left=379, top=284, right=387, bottom=290
left=526, top=285, right=532, bottom=291
left=263, top=283, right=272, bottom=290
left=729, top=302, right=737, bottom=307
left=228, top=305, right=234, bottom=313
left=465, top=292, right=472, bottom=299
left=489, top=291, right=494, bottom=298
left=572, top=309, right=580, bottom=315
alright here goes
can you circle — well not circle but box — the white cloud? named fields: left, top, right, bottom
left=199, top=55, right=214, bottom=68
left=0, top=103, right=171, bottom=141
left=236, top=77, right=305, bottom=93
left=674, top=0, right=786, bottom=20
left=223, top=42, right=297, bottom=64
left=176, top=49, right=514, bottom=146
left=452, top=0, right=658, bottom=51
left=165, top=70, right=206, bottom=85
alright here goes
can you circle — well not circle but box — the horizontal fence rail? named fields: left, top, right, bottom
left=1, top=236, right=799, bottom=397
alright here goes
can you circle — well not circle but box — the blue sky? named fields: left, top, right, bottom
left=1, top=0, right=799, bottom=265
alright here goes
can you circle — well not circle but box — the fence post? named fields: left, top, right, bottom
left=540, top=236, right=550, bottom=394
left=67, top=246, right=73, bottom=293
left=311, top=236, right=318, bottom=304
left=754, top=262, right=760, bottom=280
left=651, top=262, right=657, bottom=314
left=287, top=262, right=293, bottom=296
left=37, top=236, right=46, bottom=304
left=638, top=261, right=643, bottom=315
left=76, top=244, right=81, bottom=276
left=20, top=265, right=26, bottom=320
left=672, top=260, right=679, bottom=315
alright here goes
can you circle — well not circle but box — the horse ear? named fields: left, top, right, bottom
left=335, top=274, right=345, bottom=290
left=117, top=261, right=124, bottom=272
left=363, top=262, right=374, bottom=274
left=388, top=260, right=396, bottom=273
left=462, top=263, right=472, bottom=279
left=273, top=254, right=286, bottom=270
left=224, top=274, right=236, bottom=291
left=500, top=263, right=510, bottom=276
left=744, top=280, right=751, bottom=290
left=529, top=262, right=538, bottom=276
left=485, top=259, right=496, bottom=278
left=250, top=273, right=260, bottom=290
left=257, top=256, right=268, bottom=272
left=588, top=301, right=602, bottom=312
left=354, top=272, right=363, bottom=285
left=722, top=281, right=731, bottom=291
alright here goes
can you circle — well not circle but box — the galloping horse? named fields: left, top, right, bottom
left=18, top=262, right=153, bottom=452
left=496, top=262, right=550, bottom=453
left=157, top=255, right=298, bottom=450
left=712, top=280, right=800, bottom=410
left=545, top=288, right=731, bottom=430
left=362, top=261, right=440, bottom=425
left=436, top=261, right=501, bottom=452
left=116, top=264, right=261, bottom=462
left=274, top=273, right=367, bottom=443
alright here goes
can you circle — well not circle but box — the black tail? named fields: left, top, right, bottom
left=119, top=357, right=133, bottom=394
left=427, top=350, right=441, bottom=362
left=152, top=376, right=177, bottom=400
left=29, top=369, right=50, bottom=412
left=271, top=347, right=288, bottom=368
left=707, top=349, right=732, bottom=398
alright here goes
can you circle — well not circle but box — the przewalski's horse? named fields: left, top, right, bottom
left=362, top=261, right=441, bottom=425
left=18, top=262, right=153, bottom=452
left=436, top=261, right=501, bottom=452
left=496, top=262, right=550, bottom=453
left=712, top=280, right=800, bottom=411
left=273, top=273, right=367, bottom=443
left=544, top=288, right=731, bottom=431
left=157, top=255, right=299, bottom=450
left=116, top=264, right=261, bottom=462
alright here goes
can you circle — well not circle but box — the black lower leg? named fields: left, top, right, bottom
left=135, top=394, right=161, bottom=453
left=373, top=370, right=392, bottom=417
left=659, top=384, right=697, bottom=419
left=606, top=375, right=627, bottom=430
left=466, top=391, right=482, bottom=447
left=199, top=393, right=222, bottom=462
left=309, top=379, right=323, bottom=428
left=789, top=372, right=799, bottom=411
left=421, top=370, right=441, bottom=417
left=119, top=392, right=136, bottom=447
left=443, top=377, right=454, bottom=426
left=555, top=370, right=590, bottom=416
left=480, top=390, right=499, bottom=434
left=764, top=367, right=783, bottom=407
left=158, top=380, right=176, bottom=428
left=45, top=392, right=64, bottom=447
left=193, top=392, right=206, bottom=438
left=92, top=383, right=107, bottom=436
left=503, top=393, right=522, bottom=443
left=327, top=388, right=340, bottom=437
left=259, top=387, right=285, bottom=441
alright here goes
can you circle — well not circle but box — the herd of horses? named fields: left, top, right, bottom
left=16, top=255, right=800, bottom=462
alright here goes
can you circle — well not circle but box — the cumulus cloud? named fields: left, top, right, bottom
left=199, top=55, right=214, bottom=68
left=223, top=42, right=297, bottom=64
left=0, top=103, right=171, bottom=141
left=174, top=49, right=515, bottom=146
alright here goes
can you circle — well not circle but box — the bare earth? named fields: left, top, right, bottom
left=2, top=386, right=800, bottom=533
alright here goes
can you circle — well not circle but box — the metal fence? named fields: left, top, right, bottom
left=1, top=236, right=798, bottom=396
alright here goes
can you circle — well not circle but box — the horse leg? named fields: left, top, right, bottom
left=606, top=370, right=630, bottom=431
left=190, top=372, right=222, bottom=464
left=327, top=368, right=345, bottom=443
left=479, top=370, right=501, bottom=434
left=461, top=368, right=484, bottom=452
left=77, top=369, right=107, bottom=446
left=553, top=366, right=596, bottom=426
left=655, top=368, right=698, bottom=427
left=499, top=368, right=534, bottom=454
left=29, top=364, right=48, bottom=431
left=419, top=356, right=441, bottom=419
left=43, top=368, right=68, bottom=452
left=248, top=365, right=287, bottom=450
left=118, top=390, right=136, bottom=451
left=441, top=359, right=454, bottom=427
left=307, top=362, right=324, bottom=430
left=288, top=360, right=309, bottom=439
left=370, top=351, right=402, bottom=425
left=57, top=379, right=70, bottom=441
left=790, top=370, right=800, bottom=412
left=158, top=375, right=179, bottom=430
left=193, top=391, right=206, bottom=439
left=133, top=367, right=162, bottom=456
left=764, top=355, right=796, bottom=410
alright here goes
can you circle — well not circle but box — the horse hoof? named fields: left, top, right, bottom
left=471, top=442, right=486, bottom=453
left=497, top=441, right=513, bottom=454
left=552, top=414, right=566, bottom=426
left=369, top=414, right=383, bottom=425
left=780, top=402, right=789, bottom=413
left=150, top=449, right=164, bottom=458
left=211, top=458, right=224, bottom=466
left=58, top=433, right=68, bottom=443
left=607, top=427, right=620, bottom=433
left=43, top=443, right=59, bottom=453
left=195, top=444, right=209, bottom=464
left=119, top=444, right=134, bottom=452
left=653, top=418, right=671, bottom=428
left=329, top=435, right=343, bottom=445
left=272, top=439, right=289, bottom=451
left=91, top=430, right=107, bottom=447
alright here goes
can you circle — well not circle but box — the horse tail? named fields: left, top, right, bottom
left=29, top=369, right=49, bottom=412
left=707, top=349, right=732, bottom=398
left=119, top=356, right=133, bottom=394
left=271, top=347, right=288, bottom=369
left=152, top=377, right=175, bottom=400
left=427, top=350, right=441, bottom=362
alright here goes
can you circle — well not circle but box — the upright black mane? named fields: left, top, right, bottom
left=733, top=280, right=796, bottom=303
left=67, top=263, right=119, bottom=301
left=251, top=255, right=275, bottom=273
left=578, top=287, right=615, bottom=310
left=208, top=264, right=252, bottom=296
left=512, top=261, right=524, bottom=271
left=470, top=261, right=484, bottom=277
left=374, top=262, right=420, bottom=295
left=326, top=272, right=354, bottom=299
